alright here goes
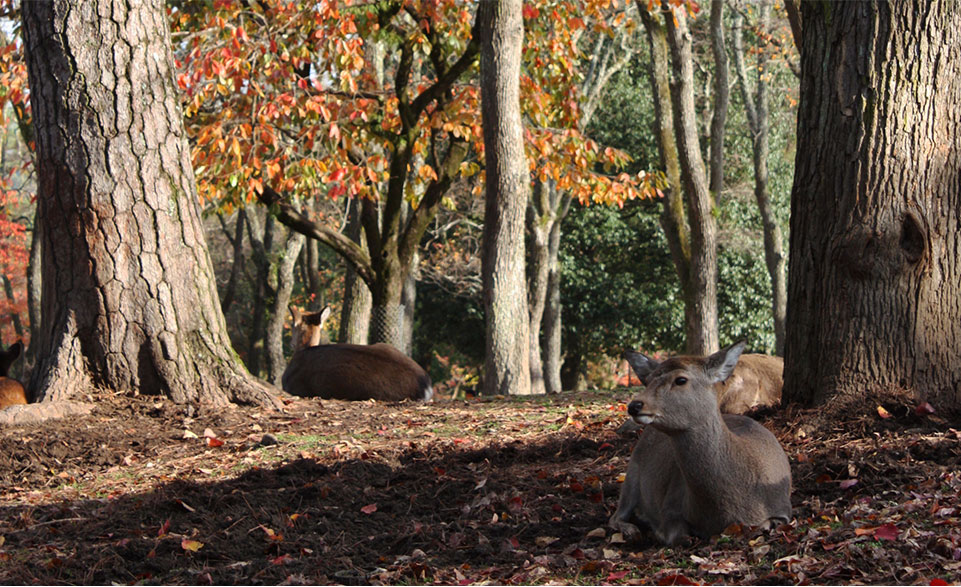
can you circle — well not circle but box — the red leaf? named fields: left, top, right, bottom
left=607, top=570, right=630, bottom=581
left=158, top=519, right=171, bottom=537
left=930, top=579, right=949, bottom=586
left=361, top=504, right=377, bottom=515
left=874, top=523, right=899, bottom=541
left=915, top=402, right=936, bottom=416
left=598, top=442, right=614, bottom=451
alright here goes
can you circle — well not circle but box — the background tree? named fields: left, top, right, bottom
left=478, top=0, right=532, bottom=396
left=784, top=1, right=961, bottom=409
left=21, top=0, right=279, bottom=407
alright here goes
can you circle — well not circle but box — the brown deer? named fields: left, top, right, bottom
left=0, top=341, right=27, bottom=409
left=282, top=306, right=433, bottom=402
left=617, top=349, right=783, bottom=434
left=609, top=341, right=792, bottom=545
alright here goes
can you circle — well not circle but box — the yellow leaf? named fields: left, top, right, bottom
left=181, top=539, right=204, bottom=552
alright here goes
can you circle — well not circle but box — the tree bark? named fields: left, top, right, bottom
left=784, top=1, right=961, bottom=409
left=708, top=0, right=730, bottom=198
left=21, top=0, right=279, bottom=407
left=264, top=231, right=304, bottom=386
left=542, top=192, right=570, bottom=394
left=478, top=0, right=532, bottom=396
left=662, top=2, right=720, bottom=355
left=733, top=4, right=788, bottom=356
left=339, top=197, right=371, bottom=344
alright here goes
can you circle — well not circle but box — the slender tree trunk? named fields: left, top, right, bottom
left=663, top=2, right=719, bottom=355
left=21, top=0, right=279, bottom=407
left=543, top=193, right=570, bottom=394
left=339, top=198, right=371, bottom=344
left=478, top=0, right=532, bottom=396
left=708, top=0, right=730, bottom=199
left=527, top=180, right=552, bottom=396
left=218, top=208, right=246, bottom=314
left=264, top=231, right=305, bottom=385
left=733, top=5, right=787, bottom=355
left=784, top=1, right=961, bottom=408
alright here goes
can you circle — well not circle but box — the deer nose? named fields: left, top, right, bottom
left=627, top=400, right=645, bottom=417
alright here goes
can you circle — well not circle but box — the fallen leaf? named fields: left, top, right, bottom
left=535, top=536, right=559, bottom=547
left=877, top=405, right=892, bottom=419
left=205, top=436, right=225, bottom=448
left=609, top=532, right=626, bottom=544
left=656, top=573, right=698, bottom=585
left=182, top=430, right=198, bottom=439
left=874, top=523, right=899, bottom=541
left=915, top=402, right=936, bottom=416
left=840, top=479, right=858, bottom=489
left=181, top=539, right=204, bottom=552
left=607, top=570, right=630, bottom=581
left=585, top=527, right=606, bottom=539
left=361, top=503, right=377, bottom=515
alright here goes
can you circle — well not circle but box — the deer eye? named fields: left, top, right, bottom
left=674, top=376, right=688, bottom=386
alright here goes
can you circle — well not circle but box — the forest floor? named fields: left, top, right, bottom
left=0, top=388, right=959, bottom=585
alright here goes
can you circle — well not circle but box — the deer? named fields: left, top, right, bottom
left=281, top=306, right=433, bottom=402
left=616, top=349, right=783, bottom=435
left=609, top=341, right=792, bottom=546
left=0, top=341, right=27, bottom=409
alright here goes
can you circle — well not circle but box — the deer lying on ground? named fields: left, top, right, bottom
left=609, top=341, right=792, bottom=545
left=617, top=349, right=783, bottom=434
left=282, top=306, right=433, bottom=402
left=0, top=341, right=27, bottom=409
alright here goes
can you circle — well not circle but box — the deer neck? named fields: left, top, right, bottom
left=668, top=411, right=738, bottom=494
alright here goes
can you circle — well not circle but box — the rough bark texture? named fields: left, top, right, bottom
left=543, top=210, right=565, bottom=394
left=733, top=4, right=788, bottom=356
left=478, top=0, right=532, bottom=396
left=784, top=1, right=961, bottom=408
left=22, top=0, right=280, bottom=407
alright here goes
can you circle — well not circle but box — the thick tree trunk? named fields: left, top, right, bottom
left=22, top=0, right=279, bottom=407
left=733, top=5, right=788, bottom=356
left=784, top=1, right=961, bottom=408
left=244, top=209, right=275, bottom=376
left=478, top=0, right=533, bottom=396
left=663, top=3, right=720, bottom=355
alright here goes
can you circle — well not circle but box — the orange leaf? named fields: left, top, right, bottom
left=877, top=405, right=892, bottom=419
left=181, top=539, right=204, bottom=552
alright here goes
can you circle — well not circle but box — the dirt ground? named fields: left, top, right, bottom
left=0, top=389, right=958, bottom=585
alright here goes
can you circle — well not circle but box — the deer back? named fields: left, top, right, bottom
left=283, top=306, right=432, bottom=402
left=714, top=354, right=783, bottom=413
left=611, top=342, right=791, bottom=545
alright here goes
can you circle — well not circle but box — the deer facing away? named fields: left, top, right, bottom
left=282, top=306, right=433, bottom=402
left=609, top=341, right=791, bottom=545
left=0, top=341, right=27, bottom=410
left=617, top=350, right=783, bottom=435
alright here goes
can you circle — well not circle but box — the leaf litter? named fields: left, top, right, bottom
left=0, top=391, right=957, bottom=584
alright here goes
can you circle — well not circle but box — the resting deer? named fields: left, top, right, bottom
left=617, top=350, right=783, bottom=434
left=0, top=341, right=27, bottom=409
left=609, top=341, right=792, bottom=545
left=282, top=306, right=433, bottom=402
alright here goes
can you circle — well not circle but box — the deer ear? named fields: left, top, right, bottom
left=623, top=350, right=659, bottom=385
left=289, top=305, right=302, bottom=325
left=319, top=306, right=332, bottom=326
left=705, top=341, right=746, bottom=383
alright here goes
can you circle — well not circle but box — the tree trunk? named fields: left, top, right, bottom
left=708, top=0, right=730, bottom=199
left=339, top=198, right=371, bottom=344
left=21, top=0, right=279, bottom=407
left=478, top=0, right=533, bottom=396
left=784, top=1, right=961, bottom=409
left=733, top=4, right=788, bottom=356
left=218, top=208, right=246, bottom=314
left=527, top=181, right=552, bottom=397
left=26, top=206, right=42, bottom=372
left=663, top=2, right=720, bottom=355
left=264, top=231, right=305, bottom=386
left=543, top=192, right=570, bottom=394
left=244, top=209, right=275, bottom=376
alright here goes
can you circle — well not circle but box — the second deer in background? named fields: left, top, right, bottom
left=0, top=341, right=27, bottom=410
left=282, top=306, right=433, bottom=402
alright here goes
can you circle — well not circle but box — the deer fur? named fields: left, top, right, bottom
left=282, top=306, right=433, bottom=402
left=617, top=351, right=783, bottom=434
left=0, top=341, right=27, bottom=409
left=609, top=341, right=792, bottom=545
